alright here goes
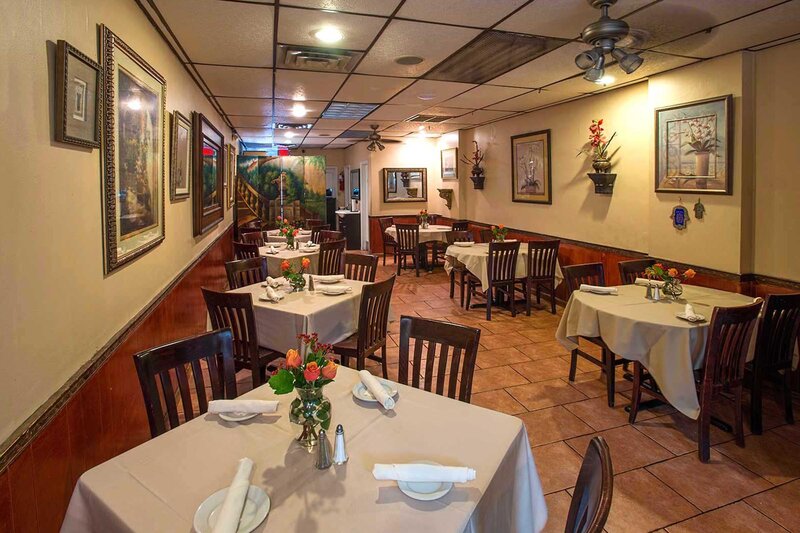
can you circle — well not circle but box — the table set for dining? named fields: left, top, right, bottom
left=264, top=228, right=313, bottom=244
left=259, top=242, right=321, bottom=276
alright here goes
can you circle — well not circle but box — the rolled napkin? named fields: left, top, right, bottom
left=264, top=245, right=278, bottom=255
left=259, top=286, right=284, bottom=303
left=312, top=274, right=345, bottom=283
left=208, top=399, right=279, bottom=415
left=261, top=276, right=285, bottom=288
left=579, top=284, right=618, bottom=295
left=299, top=230, right=312, bottom=235
left=359, top=369, right=395, bottom=410
left=634, top=277, right=665, bottom=288
left=372, top=464, right=476, bottom=484
left=212, top=458, right=254, bottom=533
left=684, top=303, right=699, bottom=320
left=318, top=286, right=352, bottom=295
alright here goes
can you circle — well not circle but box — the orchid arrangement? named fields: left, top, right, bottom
left=269, top=333, right=338, bottom=396
left=644, top=263, right=696, bottom=284
left=459, top=140, right=485, bottom=171
left=491, top=224, right=508, bottom=242
left=578, top=119, right=617, bottom=159
left=683, top=117, right=719, bottom=154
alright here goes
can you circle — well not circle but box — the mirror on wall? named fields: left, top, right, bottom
left=350, top=168, right=360, bottom=200
left=383, top=168, right=427, bottom=203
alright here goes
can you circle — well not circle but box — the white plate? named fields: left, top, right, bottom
left=318, top=287, right=351, bottom=296
left=317, top=278, right=341, bottom=284
left=397, top=461, right=453, bottom=501
left=193, top=485, right=270, bottom=533
left=218, top=412, right=259, bottom=422
left=676, top=312, right=706, bottom=323
left=352, top=378, right=398, bottom=402
left=453, top=242, right=474, bottom=247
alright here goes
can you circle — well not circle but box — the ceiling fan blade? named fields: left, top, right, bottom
left=617, top=28, right=650, bottom=49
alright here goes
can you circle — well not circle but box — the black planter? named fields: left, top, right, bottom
left=470, top=173, right=485, bottom=189
left=587, top=172, right=616, bottom=194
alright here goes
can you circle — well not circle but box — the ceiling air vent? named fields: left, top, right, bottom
left=278, top=44, right=363, bottom=73
left=338, top=130, right=370, bottom=139
left=406, top=114, right=456, bottom=123
left=322, top=102, right=378, bottom=120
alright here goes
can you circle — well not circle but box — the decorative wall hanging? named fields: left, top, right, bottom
left=438, top=188, right=454, bottom=210
left=440, top=147, right=458, bottom=180
left=655, top=95, right=733, bottom=194
left=192, top=112, right=225, bottom=235
left=671, top=204, right=690, bottom=230
left=100, top=25, right=166, bottom=273
left=578, top=119, right=618, bottom=194
left=693, top=198, right=705, bottom=219
left=55, top=40, right=101, bottom=148
left=459, top=141, right=485, bottom=189
left=169, top=110, right=191, bottom=201
left=511, top=130, right=552, bottom=204
left=383, top=168, right=427, bottom=203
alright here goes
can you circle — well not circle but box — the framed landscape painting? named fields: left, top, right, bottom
left=100, top=25, right=166, bottom=273
left=226, top=143, right=235, bottom=209
left=193, top=112, right=225, bottom=235
left=441, top=147, right=457, bottom=180
left=511, top=129, right=551, bottom=204
left=55, top=40, right=101, bottom=148
left=655, top=95, right=733, bottom=194
left=169, top=110, right=191, bottom=201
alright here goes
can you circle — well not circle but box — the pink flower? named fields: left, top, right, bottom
left=304, top=362, right=320, bottom=382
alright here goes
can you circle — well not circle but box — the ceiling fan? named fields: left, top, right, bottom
left=363, top=125, right=401, bottom=152
left=575, top=0, right=647, bottom=82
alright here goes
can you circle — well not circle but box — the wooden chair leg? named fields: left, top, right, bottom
left=525, top=279, right=532, bottom=316
left=734, top=384, right=745, bottom=447
left=356, top=352, right=366, bottom=371
left=383, top=244, right=387, bottom=265
left=536, top=284, right=541, bottom=305
left=466, top=281, right=473, bottom=310
left=698, top=406, right=712, bottom=463
left=510, top=284, right=517, bottom=318
left=750, top=371, right=764, bottom=435
left=784, top=370, right=795, bottom=424
left=549, top=281, right=556, bottom=314
left=449, top=270, right=455, bottom=298
left=569, top=349, right=578, bottom=381
left=396, top=253, right=402, bottom=276
left=415, top=251, right=420, bottom=277
left=486, top=286, right=493, bottom=321
left=459, top=271, right=466, bottom=308
left=604, top=349, right=616, bottom=407
left=628, top=362, right=642, bottom=424
left=380, top=345, right=388, bottom=379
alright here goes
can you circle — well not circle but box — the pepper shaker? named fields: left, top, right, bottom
left=333, top=424, right=348, bottom=465
left=315, top=429, right=332, bottom=470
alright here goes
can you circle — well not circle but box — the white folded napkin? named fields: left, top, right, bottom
left=634, top=277, right=665, bottom=287
left=299, top=230, right=312, bottom=235
left=258, top=286, right=284, bottom=303
left=579, top=284, right=618, bottom=295
left=359, top=370, right=395, bottom=410
left=212, top=458, right=254, bottom=533
left=304, top=242, right=318, bottom=248
left=318, top=286, right=352, bottom=295
left=684, top=303, right=699, bottom=320
left=372, top=464, right=476, bottom=483
left=208, top=399, right=279, bottom=415
left=263, top=245, right=278, bottom=255
left=261, top=276, right=285, bottom=288
left=313, top=274, right=345, bottom=283
left=266, top=230, right=280, bottom=236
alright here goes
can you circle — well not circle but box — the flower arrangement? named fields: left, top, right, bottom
left=276, top=217, right=300, bottom=248
left=281, top=257, right=311, bottom=292
left=683, top=117, right=719, bottom=155
left=419, top=209, right=429, bottom=227
left=491, top=224, right=508, bottom=242
left=644, top=263, right=696, bottom=298
left=460, top=140, right=486, bottom=189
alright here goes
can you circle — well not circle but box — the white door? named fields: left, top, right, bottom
left=360, top=160, right=369, bottom=250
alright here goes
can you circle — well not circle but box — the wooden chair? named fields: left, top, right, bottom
left=319, top=229, right=343, bottom=243
left=201, top=288, right=281, bottom=389
left=333, top=276, right=396, bottom=376
left=565, top=436, right=613, bottom=533
left=310, top=224, right=331, bottom=244
left=452, top=220, right=469, bottom=232
left=225, top=257, right=267, bottom=289
left=379, top=217, right=397, bottom=265
left=318, top=238, right=346, bottom=276
left=629, top=301, right=763, bottom=462
left=306, top=218, right=323, bottom=229
left=395, top=223, right=421, bottom=277
left=344, top=252, right=378, bottom=282
left=479, top=228, right=494, bottom=243
left=240, top=231, right=265, bottom=247
left=747, top=293, right=800, bottom=434
left=397, top=316, right=481, bottom=403
left=133, top=329, right=238, bottom=438
left=445, top=230, right=474, bottom=307
left=233, top=241, right=260, bottom=260
left=466, top=240, right=520, bottom=320
left=617, top=258, right=656, bottom=285
left=562, top=263, right=626, bottom=407
left=519, top=240, right=560, bottom=315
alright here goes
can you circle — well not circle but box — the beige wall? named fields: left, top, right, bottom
left=0, top=0, right=233, bottom=441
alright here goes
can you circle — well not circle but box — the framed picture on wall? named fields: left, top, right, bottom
left=192, top=112, right=225, bottom=235
left=655, top=95, right=733, bottom=194
left=169, top=110, right=191, bottom=201
left=511, top=129, right=552, bottom=204
left=55, top=40, right=101, bottom=148
left=441, top=147, right=458, bottom=180
left=100, top=25, right=166, bottom=273
left=226, top=143, right=235, bottom=209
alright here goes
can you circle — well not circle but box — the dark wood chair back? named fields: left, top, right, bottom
left=225, top=257, right=267, bottom=289
left=526, top=240, right=560, bottom=281
left=379, top=217, right=395, bottom=243
left=446, top=230, right=473, bottom=245
left=563, top=263, right=605, bottom=293
left=318, top=238, right=346, bottom=275
left=395, top=223, right=419, bottom=252
left=239, top=225, right=262, bottom=236
left=565, top=436, right=613, bottom=533
left=344, top=252, right=378, bottom=282
left=398, top=316, right=481, bottom=403
left=754, top=293, right=800, bottom=372
left=310, top=224, right=331, bottom=244
left=319, top=229, right=343, bottom=243
left=356, top=275, right=396, bottom=354
left=233, top=241, right=260, bottom=260
left=306, top=218, right=323, bottom=229
left=241, top=231, right=265, bottom=247
left=617, top=258, right=656, bottom=285
left=702, top=301, right=763, bottom=392
left=488, top=240, right=520, bottom=283
left=133, top=329, right=237, bottom=438
left=479, top=229, right=493, bottom=243
left=452, top=220, right=469, bottom=232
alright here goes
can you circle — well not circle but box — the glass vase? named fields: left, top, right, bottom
left=663, top=279, right=684, bottom=299
left=290, top=386, right=331, bottom=451
left=289, top=275, right=306, bottom=292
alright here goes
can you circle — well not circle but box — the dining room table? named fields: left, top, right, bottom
left=260, top=243, right=320, bottom=277
left=265, top=228, right=313, bottom=244
left=61, top=366, right=549, bottom=533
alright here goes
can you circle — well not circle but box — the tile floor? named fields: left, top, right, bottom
left=234, top=257, right=800, bottom=533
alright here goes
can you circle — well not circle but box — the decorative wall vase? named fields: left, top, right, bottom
left=591, top=157, right=612, bottom=173
left=587, top=173, right=617, bottom=194
left=470, top=168, right=485, bottom=190
left=437, top=188, right=454, bottom=209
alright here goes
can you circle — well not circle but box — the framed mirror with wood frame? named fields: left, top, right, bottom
left=192, top=112, right=224, bottom=235
left=383, top=168, right=427, bottom=203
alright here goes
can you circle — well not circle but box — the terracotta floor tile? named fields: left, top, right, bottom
left=567, top=425, right=674, bottom=474
left=564, top=394, right=639, bottom=431
left=470, top=366, right=528, bottom=393
left=516, top=340, right=569, bottom=360
left=716, top=431, right=800, bottom=485
left=566, top=372, right=634, bottom=399
left=470, top=389, right=526, bottom=415
left=745, top=479, right=800, bottom=532
left=506, top=378, right=588, bottom=411
left=475, top=347, right=530, bottom=369
left=665, top=501, right=787, bottom=533
left=511, top=357, right=574, bottom=383
left=478, top=320, right=525, bottom=334
left=479, top=332, right=530, bottom=350
left=558, top=353, right=600, bottom=373
left=517, top=328, right=556, bottom=343
left=532, top=442, right=585, bottom=494
left=540, top=491, right=572, bottom=533
left=646, top=450, right=772, bottom=511
left=632, top=412, right=733, bottom=456
left=518, top=406, right=594, bottom=447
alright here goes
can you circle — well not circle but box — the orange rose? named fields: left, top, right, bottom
left=499, top=224, right=505, bottom=229
left=321, top=361, right=338, bottom=380
left=283, top=218, right=288, bottom=224
left=667, top=268, right=679, bottom=277
left=301, top=257, right=311, bottom=269
left=293, top=229, right=299, bottom=236
left=684, top=268, right=696, bottom=279
left=303, top=361, right=320, bottom=382
left=653, top=263, right=663, bottom=269
left=281, top=260, right=290, bottom=271
left=286, top=349, right=302, bottom=369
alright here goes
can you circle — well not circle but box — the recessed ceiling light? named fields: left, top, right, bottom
left=285, top=132, right=297, bottom=138
left=416, top=94, right=436, bottom=101
left=396, top=56, right=424, bottom=65
left=313, top=27, right=343, bottom=44
left=291, top=104, right=308, bottom=117
left=417, top=125, right=425, bottom=131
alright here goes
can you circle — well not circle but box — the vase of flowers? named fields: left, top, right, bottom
left=491, top=224, right=508, bottom=242
left=579, top=119, right=618, bottom=194
left=419, top=209, right=429, bottom=229
left=281, top=257, right=310, bottom=292
left=268, top=333, right=337, bottom=450
left=460, top=140, right=486, bottom=189
left=644, top=263, right=697, bottom=299
left=683, top=119, right=719, bottom=180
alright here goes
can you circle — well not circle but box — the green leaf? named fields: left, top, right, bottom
left=268, top=369, right=295, bottom=394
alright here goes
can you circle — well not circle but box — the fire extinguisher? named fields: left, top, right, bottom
left=338, top=172, right=345, bottom=191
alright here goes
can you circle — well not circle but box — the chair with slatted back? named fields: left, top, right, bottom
left=452, top=220, right=469, bottom=232
left=240, top=231, right=265, bottom=247
left=305, top=218, right=323, bottom=229
left=562, top=263, right=626, bottom=407
left=310, top=224, right=331, bottom=244
left=201, top=288, right=281, bottom=390
left=565, top=436, right=613, bottom=533
left=133, top=329, right=238, bottom=438
left=394, top=223, right=421, bottom=277
left=518, top=240, right=561, bottom=315
left=239, top=224, right=262, bottom=237
left=445, top=230, right=474, bottom=307
left=344, top=252, right=378, bottom=282
left=225, top=257, right=267, bottom=289
left=379, top=217, right=397, bottom=265
left=397, top=316, right=481, bottom=403
left=466, top=240, right=520, bottom=320
left=333, top=276, right=396, bottom=376
left=479, top=228, right=493, bottom=243
left=318, top=238, right=346, bottom=276
left=233, top=241, right=260, bottom=260
left=747, top=293, right=800, bottom=434
left=319, top=229, right=343, bottom=243
left=617, top=258, right=656, bottom=285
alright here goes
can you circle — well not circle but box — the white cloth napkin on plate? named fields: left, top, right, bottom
left=208, top=400, right=279, bottom=414
left=684, top=304, right=700, bottom=320
left=372, top=464, right=476, bottom=483
left=318, top=286, right=352, bottom=295
left=299, top=230, right=312, bottom=235
left=579, top=284, right=618, bottom=295
left=261, top=276, right=285, bottom=288
left=263, top=245, right=278, bottom=255
left=258, top=286, right=284, bottom=303
left=313, top=274, right=345, bottom=283
left=634, top=277, right=665, bottom=287
left=212, top=458, right=253, bottom=533
left=359, top=370, right=395, bottom=410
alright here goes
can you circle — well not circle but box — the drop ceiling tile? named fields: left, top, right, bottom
left=488, top=42, right=588, bottom=88
left=313, top=118, right=359, bottom=129
left=418, top=106, right=473, bottom=117
left=485, top=88, right=583, bottom=111
left=282, top=0, right=400, bottom=17
left=365, top=104, right=426, bottom=121
left=383, top=122, right=467, bottom=135
left=230, top=116, right=274, bottom=128
left=195, top=65, right=272, bottom=98
left=387, top=80, right=476, bottom=106
left=351, top=120, right=397, bottom=130
left=441, top=84, right=530, bottom=108
left=154, top=0, right=274, bottom=66
left=301, top=136, right=338, bottom=143
left=217, top=97, right=273, bottom=116
left=272, top=116, right=315, bottom=127
left=273, top=99, right=328, bottom=118
left=496, top=0, right=652, bottom=39
left=237, top=128, right=274, bottom=140
left=442, top=109, right=516, bottom=124
left=396, top=0, right=528, bottom=28
left=274, top=70, right=348, bottom=100
left=278, top=7, right=385, bottom=50
left=308, top=128, right=346, bottom=137
left=651, top=1, right=800, bottom=58
left=356, top=20, right=481, bottom=77
left=335, top=75, right=414, bottom=103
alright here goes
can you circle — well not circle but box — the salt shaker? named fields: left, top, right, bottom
left=315, top=429, right=332, bottom=470
left=309, top=274, right=315, bottom=293
left=333, top=424, right=348, bottom=465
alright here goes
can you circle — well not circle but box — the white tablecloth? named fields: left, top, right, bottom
left=62, top=367, right=548, bottom=533
left=556, top=284, right=755, bottom=419
left=265, top=229, right=312, bottom=244
left=444, top=243, right=563, bottom=293
left=260, top=245, right=320, bottom=277
left=385, top=224, right=453, bottom=244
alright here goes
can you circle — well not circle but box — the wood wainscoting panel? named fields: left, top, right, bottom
left=0, top=470, right=12, bottom=533
left=7, top=447, right=38, bottom=532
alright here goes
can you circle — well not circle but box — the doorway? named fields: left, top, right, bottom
left=359, top=160, right=369, bottom=250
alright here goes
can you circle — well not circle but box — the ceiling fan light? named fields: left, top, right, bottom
left=575, top=47, right=602, bottom=70
left=618, top=52, right=644, bottom=74
left=610, top=47, right=627, bottom=62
